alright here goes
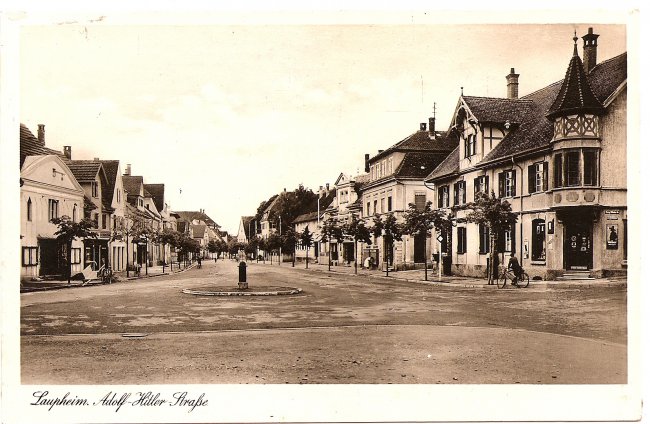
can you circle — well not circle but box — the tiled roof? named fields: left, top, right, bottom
left=175, top=211, right=219, bottom=228
left=426, top=146, right=460, bottom=181
left=370, top=129, right=458, bottom=162
left=293, top=211, right=319, bottom=224
left=144, top=184, right=165, bottom=212
left=546, top=42, right=604, bottom=119
left=99, top=160, right=119, bottom=205
left=241, top=216, right=255, bottom=239
left=66, top=161, right=102, bottom=182
left=122, top=175, right=144, bottom=197
left=19, top=124, right=64, bottom=168
left=395, top=151, right=454, bottom=179
left=462, top=96, right=533, bottom=124
left=191, top=224, right=207, bottom=238
left=480, top=52, right=626, bottom=165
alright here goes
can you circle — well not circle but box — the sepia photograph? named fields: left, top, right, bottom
left=1, top=3, right=644, bottom=423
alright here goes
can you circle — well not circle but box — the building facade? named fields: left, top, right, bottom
left=360, top=121, right=457, bottom=270
left=426, top=28, right=627, bottom=279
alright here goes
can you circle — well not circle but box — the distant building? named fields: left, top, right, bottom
left=360, top=120, right=457, bottom=270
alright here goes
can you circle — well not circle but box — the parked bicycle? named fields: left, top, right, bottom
left=98, top=265, right=114, bottom=284
left=498, top=267, right=530, bottom=288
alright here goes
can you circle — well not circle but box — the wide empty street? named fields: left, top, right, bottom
left=21, top=260, right=627, bottom=384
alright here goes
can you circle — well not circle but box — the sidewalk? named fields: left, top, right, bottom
left=20, top=263, right=195, bottom=293
left=249, top=260, right=628, bottom=289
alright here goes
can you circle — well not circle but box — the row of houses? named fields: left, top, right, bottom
left=19, top=125, right=224, bottom=281
left=238, top=28, right=627, bottom=280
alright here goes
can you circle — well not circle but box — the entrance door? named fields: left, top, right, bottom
left=414, top=233, right=426, bottom=263
left=39, top=239, right=64, bottom=276
left=564, top=222, right=593, bottom=270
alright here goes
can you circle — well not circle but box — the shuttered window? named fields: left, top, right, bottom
left=457, top=227, right=467, bottom=254
left=528, top=161, right=549, bottom=193
left=498, top=170, right=516, bottom=198
left=415, top=193, right=427, bottom=211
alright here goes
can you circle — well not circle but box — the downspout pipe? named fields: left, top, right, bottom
left=512, top=156, right=524, bottom=263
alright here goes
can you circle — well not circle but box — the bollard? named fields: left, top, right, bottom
left=238, top=261, right=248, bottom=289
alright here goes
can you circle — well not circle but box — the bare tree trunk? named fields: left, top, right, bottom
left=354, top=240, right=357, bottom=275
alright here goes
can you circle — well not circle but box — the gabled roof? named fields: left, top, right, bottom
left=546, top=39, right=605, bottom=119
left=66, top=161, right=103, bottom=182
left=191, top=224, right=207, bottom=239
left=425, top=146, right=460, bottom=181
left=19, top=124, right=64, bottom=168
left=241, top=216, right=255, bottom=239
left=293, top=211, right=319, bottom=224
left=480, top=52, right=625, bottom=165
left=395, top=151, right=454, bottom=179
left=122, top=175, right=144, bottom=197
left=370, top=128, right=458, bottom=162
left=144, top=184, right=165, bottom=212
left=461, top=96, right=533, bottom=124
left=174, top=211, right=220, bottom=228
left=99, top=160, right=120, bottom=203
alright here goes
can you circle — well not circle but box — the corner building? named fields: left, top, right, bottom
left=426, top=29, right=627, bottom=279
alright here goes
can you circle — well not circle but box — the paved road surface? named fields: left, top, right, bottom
left=21, top=260, right=627, bottom=384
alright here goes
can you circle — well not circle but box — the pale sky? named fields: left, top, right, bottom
left=19, top=22, right=626, bottom=234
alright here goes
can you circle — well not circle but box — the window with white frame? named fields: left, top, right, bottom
left=498, top=170, right=516, bottom=198
left=528, top=161, right=548, bottom=193
left=464, top=134, right=476, bottom=158
left=437, top=186, right=449, bottom=208
left=473, top=175, right=489, bottom=200
left=71, top=247, right=82, bottom=264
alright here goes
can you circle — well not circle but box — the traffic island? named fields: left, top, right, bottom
left=182, top=286, right=302, bottom=296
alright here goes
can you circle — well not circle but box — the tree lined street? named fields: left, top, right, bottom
left=21, top=260, right=626, bottom=384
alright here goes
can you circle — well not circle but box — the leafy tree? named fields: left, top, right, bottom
left=299, top=226, right=314, bottom=269
left=272, top=185, right=319, bottom=236
left=257, top=236, right=268, bottom=263
left=371, top=212, right=403, bottom=276
left=320, top=217, right=343, bottom=271
left=156, top=227, right=181, bottom=272
left=51, top=215, right=98, bottom=284
left=282, top=228, right=298, bottom=267
left=465, top=191, right=518, bottom=285
left=402, top=201, right=452, bottom=281
left=266, top=233, right=283, bottom=265
left=342, top=214, right=372, bottom=274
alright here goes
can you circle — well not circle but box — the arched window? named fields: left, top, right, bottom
left=27, top=198, right=32, bottom=221
left=73, top=204, right=78, bottom=222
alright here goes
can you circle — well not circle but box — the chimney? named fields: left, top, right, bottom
left=506, top=68, right=520, bottom=99
left=63, top=146, right=72, bottom=159
left=429, top=117, right=436, bottom=137
left=582, top=27, right=599, bottom=74
left=37, top=124, right=45, bottom=145
left=419, top=123, right=427, bottom=131
left=326, top=183, right=330, bottom=191
left=125, top=164, right=131, bottom=176
left=378, top=150, right=384, bottom=154
left=93, top=157, right=99, bottom=161
left=364, top=154, right=370, bottom=172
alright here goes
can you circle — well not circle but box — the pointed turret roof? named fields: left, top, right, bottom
left=546, top=33, right=604, bottom=119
